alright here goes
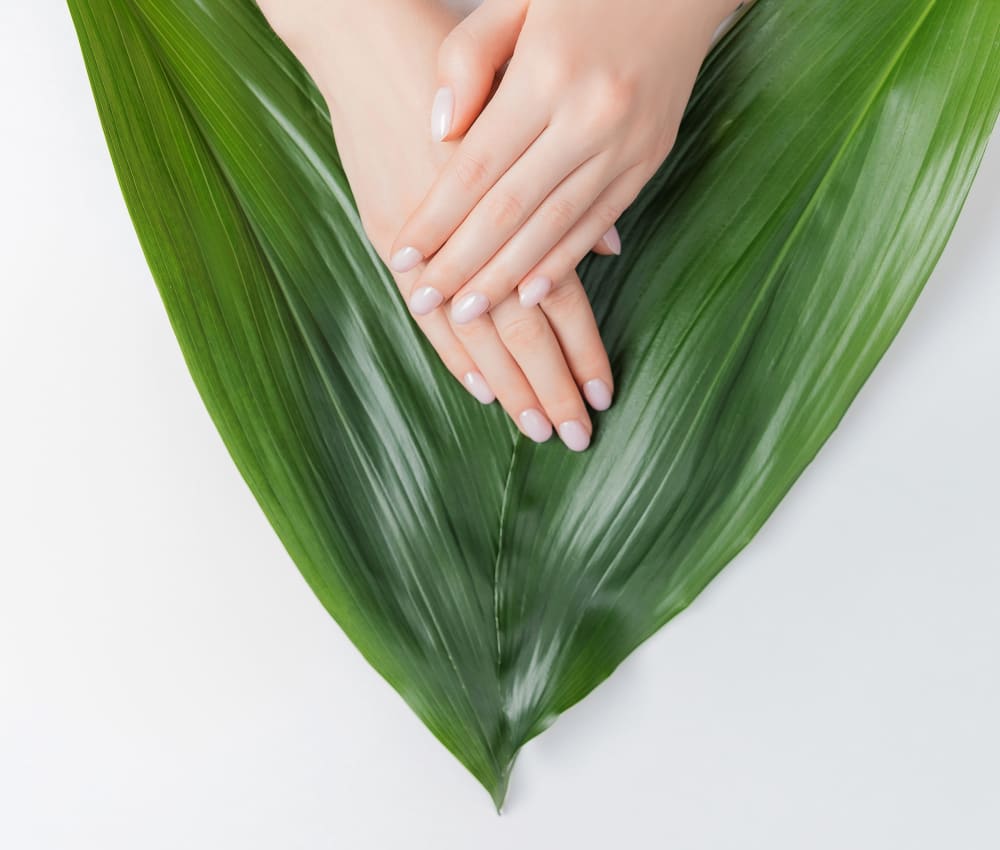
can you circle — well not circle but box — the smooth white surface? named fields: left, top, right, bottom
left=2, top=5, right=998, bottom=849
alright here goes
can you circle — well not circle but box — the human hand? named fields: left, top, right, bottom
left=389, top=0, right=737, bottom=325
left=259, top=0, right=614, bottom=450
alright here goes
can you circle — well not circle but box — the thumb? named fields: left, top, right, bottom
left=432, top=0, right=528, bottom=142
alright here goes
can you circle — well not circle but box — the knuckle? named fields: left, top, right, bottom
left=451, top=317, right=490, bottom=343
left=454, top=151, right=490, bottom=193
left=594, top=200, right=623, bottom=229
left=533, top=47, right=577, bottom=94
left=541, top=279, right=587, bottom=313
left=583, top=70, right=638, bottom=131
left=499, top=313, right=547, bottom=348
left=541, top=197, right=578, bottom=231
left=486, top=192, right=525, bottom=229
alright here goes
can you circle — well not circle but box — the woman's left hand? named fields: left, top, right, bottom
left=389, top=0, right=738, bottom=324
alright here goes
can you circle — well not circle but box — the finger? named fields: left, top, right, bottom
left=392, top=264, right=495, bottom=405
left=432, top=0, right=529, bottom=142
left=448, top=155, right=619, bottom=323
left=390, top=79, right=548, bottom=291
left=450, top=313, right=554, bottom=444
left=412, top=308, right=496, bottom=406
left=521, top=166, right=647, bottom=298
left=538, top=274, right=615, bottom=411
left=416, top=128, right=597, bottom=317
left=491, top=297, right=593, bottom=452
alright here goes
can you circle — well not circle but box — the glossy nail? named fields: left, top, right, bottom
left=519, top=409, right=553, bottom=443
left=409, top=286, right=443, bottom=315
left=431, top=87, right=455, bottom=142
left=463, top=371, right=495, bottom=405
left=558, top=420, right=591, bottom=452
left=519, top=276, right=552, bottom=308
left=391, top=246, right=423, bottom=273
left=583, top=378, right=613, bottom=411
left=601, top=225, right=622, bottom=256
left=451, top=292, right=490, bottom=324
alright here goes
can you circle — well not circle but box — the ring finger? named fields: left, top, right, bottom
left=490, top=297, right=593, bottom=452
left=450, top=312, right=554, bottom=444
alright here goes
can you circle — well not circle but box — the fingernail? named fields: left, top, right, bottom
left=601, top=225, right=622, bottom=256
left=519, top=276, right=552, bottom=308
left=463, top=371, right=495, bottom=405
left=431, top=86, right=455, bottom=142
left=519, top=409, right=553, bottom=443
left=451, top=292, right=490, bottom=324
left=558, top=420, right=591, bottom=452
left=583, top=378, right=613, bottom=411
left=409, top=286, right=443, bottom=315
left=391, top=246, right=424, bottom=273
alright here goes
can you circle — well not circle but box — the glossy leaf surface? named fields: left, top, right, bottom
left=67, top=0, right=999, bottom=807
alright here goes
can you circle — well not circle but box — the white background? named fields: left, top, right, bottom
left=2, top=5, right=998, bottom=849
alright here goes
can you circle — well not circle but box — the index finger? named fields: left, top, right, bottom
left=389, top=79, right=547, bottom=287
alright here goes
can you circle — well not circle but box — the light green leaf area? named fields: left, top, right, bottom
left=67, top=0, right=999, bottom=807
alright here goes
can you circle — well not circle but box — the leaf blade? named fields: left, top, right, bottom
left=67, top=0, right=999, bottom=807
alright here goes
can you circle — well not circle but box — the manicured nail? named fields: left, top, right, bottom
left=463, top=371, right=495, bottom=405
left=583, top=378, right=613, bottom=411
left=519, top=409, right=553, bottom=443
left=391, top=246, right=423, bottom=273
left=558, top=420, right=591, bottom=452
left=451, top=292, right=490, bottom=324
left=431, top=86, right=455, bottom=142
left=601, top=225, right=622, bottom=256
left=519, top=276, right=552, bottom=308
left=409, top=286, right=443, bottom=315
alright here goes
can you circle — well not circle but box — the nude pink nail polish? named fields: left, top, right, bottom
left=602, top=225, right=622, bottom=256
left=519, top=276, right=552, bottom=308
left=391, top=246, right=423, bottom=273
left=463, top=371, right=495, bottom=405
left=451, top=292, right=490, bottom=324
left=519, top=409, right=553, bottom=443
left=583, top=379, right=613, bottom=411
left=409, top=286, right=443, bottom=315
left=431, top=87, right=455, bottom=142
left=558, top=420, right=591, bottom=452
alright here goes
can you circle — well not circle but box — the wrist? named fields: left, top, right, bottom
left=267, top=0, right=451, bottom=114
left=260, top=0, right=443, bottom=86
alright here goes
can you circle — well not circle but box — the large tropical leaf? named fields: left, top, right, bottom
left=67, top=0, right=999, bottom=808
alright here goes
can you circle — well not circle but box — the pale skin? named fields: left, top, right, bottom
left=258, top=0, right=739, bottom=451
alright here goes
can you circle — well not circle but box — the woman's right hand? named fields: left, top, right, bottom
left=259, top=0, right=614, bottom=450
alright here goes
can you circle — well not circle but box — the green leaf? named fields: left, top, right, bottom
left=67, top=0, right=999, bottom=808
